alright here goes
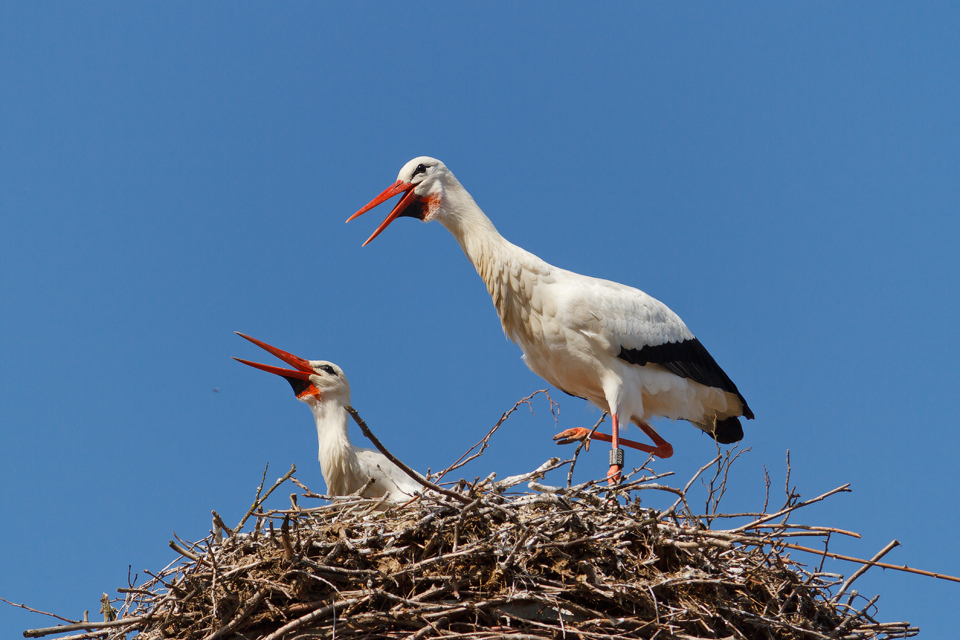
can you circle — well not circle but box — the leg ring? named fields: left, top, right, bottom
left=609, top=447, right=624, bottom=467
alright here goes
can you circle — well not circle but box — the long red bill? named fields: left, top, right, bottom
left=232, top=357, right=312, bottom=381
left=234, top=332, right=319, bottom=398
left=235, top=332, right=313, bottom=373
left=346, top=180, right=409, bottom=222
left=346, top=180, right=418, bottom=246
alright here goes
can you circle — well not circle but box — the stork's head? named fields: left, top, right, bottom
left=346, top=156, right=456, bottom=245
left=233, top=332, right=351, bottom=406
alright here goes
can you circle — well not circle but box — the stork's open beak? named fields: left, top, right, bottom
left=346, top=180, right=424, bottom=246
left=233, top=332, right=320, bottom=398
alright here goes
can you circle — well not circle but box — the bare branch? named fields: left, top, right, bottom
left=0, top=598, right=80, bottom=625
left=346, top=405, right=471, bottom=505
left=834, top=539, right=901, bottom=600
left=777, top=542, right=960, bottom=584
left=433, top=389, right=555, bottom=482
left=565, top=412, right=606, bottom=487
left=234, top=463, right=296, bottom=533
left=730, top=484, right=852, bottom=533
left=22, top=617, right=149, bottom=638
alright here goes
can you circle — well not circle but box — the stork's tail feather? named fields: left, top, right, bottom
left=713, top=416, right=744, bottom=444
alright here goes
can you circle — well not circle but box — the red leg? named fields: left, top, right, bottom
left=638, top=421, right=673, bottom=459
left=553, top=421, right=674, bottom=459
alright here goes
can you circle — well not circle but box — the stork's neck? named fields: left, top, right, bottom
left=435, top=185, right=505, bottom=263
left=437, top=182, right=552, bottom=346
left=308, top=399, right=363, bottom=496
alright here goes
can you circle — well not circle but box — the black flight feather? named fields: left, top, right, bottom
left=714, top=416, right=744, bottom=443
left=618, top=338, right=754, bottom=420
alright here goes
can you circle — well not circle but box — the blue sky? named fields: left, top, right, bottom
left=2, top=3, right=958, bottom=636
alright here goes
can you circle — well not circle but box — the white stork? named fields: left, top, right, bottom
left=234, top=332, right=422, bottom=502
left=347, top=157, right=753, bottom=482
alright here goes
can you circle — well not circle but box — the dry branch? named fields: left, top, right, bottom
left=345, top=405, right=472, bottom=505
left=235, top=464, right=296, bottom=533
left=779, top=542, right=960, bottom=584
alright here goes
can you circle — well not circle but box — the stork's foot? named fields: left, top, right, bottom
left=638, top=422, right=674, bottom=460
left=553, top=427, right=597, bottom=450
left=553, top=426, right=674, bottom=460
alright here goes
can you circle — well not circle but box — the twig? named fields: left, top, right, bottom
left=783, top=450, right=794, bottom=504
left=169, top=539, right=201, bottom=562
left=22, top=617, right=149, bottom=638
left=291, top=476, right=323, bottom=499
left=434, top=389, right=555, bottom=482
left=704, top=446, right=750, bottom=525
left=565, top=412, right=606, bottom=487
left=235, top=463, right=297, bottom=532
left=260, top=596, right=367, bottom=640
left=345, top=405, right=471, bottom=505
left=0, top=598, right=79, bottom=625
left=661, top=454, right=721, bottom=519
left=730, top=484, right=852, bottom=533
left=36, top=631, right=111, bottom=640
left=762, top=464, right=771, bottom=514
left=749, top=524, right=861, bottom=538
left=494, top=457, right=564, bottom=491
left=832, top=594, right=880, bottom=638
left=834, top=539, right=901, bottom=600
left=779, top=542, right=960, bottom=583
left=816, top=532, right=832, bottom=577
left=280, top=514, right=295, bottom=561
left=211, top=510, right=234, bottom=537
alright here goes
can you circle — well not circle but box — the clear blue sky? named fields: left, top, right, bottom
left=2, top=3, right=958, bottom=636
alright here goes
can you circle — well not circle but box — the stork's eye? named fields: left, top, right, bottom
left=412, top=163, right=427, bottom=177
left=318, top=364, right=337, bottom=376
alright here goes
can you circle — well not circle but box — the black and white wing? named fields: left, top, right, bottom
left=560, top=272, right=753, bottom=421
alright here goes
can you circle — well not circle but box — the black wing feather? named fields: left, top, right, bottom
left=618, top=338, right=754, bottom=420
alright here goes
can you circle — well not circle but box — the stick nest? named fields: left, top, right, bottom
left=36, top=470, right=916, bottom=640
left=19, top=395, right=920, bottom=640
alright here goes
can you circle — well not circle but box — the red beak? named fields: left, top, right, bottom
left=234, top=332, right=319, bottom=398
left=346, top=180, right=421, bottom=246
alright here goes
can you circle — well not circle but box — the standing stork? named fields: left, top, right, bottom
left=234, top=332, right=422, bottom=502
left=347, top=157, right=753, bottom=482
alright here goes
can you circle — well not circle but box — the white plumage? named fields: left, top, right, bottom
left=234, top=332, right=422, bottom=503
left=348, top=157, right=753, bottom=479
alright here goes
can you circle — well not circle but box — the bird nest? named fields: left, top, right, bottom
left=18, top=395, right=923, bottom=640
